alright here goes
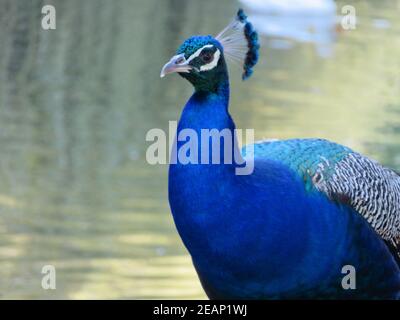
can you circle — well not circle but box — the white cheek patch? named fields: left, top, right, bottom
left=200, top=49, right=221, bottom=71
left=186, top=44, right=214, bottom=63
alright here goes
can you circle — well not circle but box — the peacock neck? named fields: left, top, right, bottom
left=192, top=77, right=230, bottom=111
left=175, top=78, right=240, bottom=170
left=169, top=78, right=241, bottom=242
left=183, top=77, right=231, bottom=129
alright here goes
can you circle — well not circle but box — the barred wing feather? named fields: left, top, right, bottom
left=314, top=152, right=400, bottom=260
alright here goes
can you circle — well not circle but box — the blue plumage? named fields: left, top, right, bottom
left=161, top=10, right=400, bottom=299
left=177, top=35, right=216, bottom=58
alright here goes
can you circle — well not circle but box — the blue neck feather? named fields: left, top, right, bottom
left=174, top=77, right=239, bottom=169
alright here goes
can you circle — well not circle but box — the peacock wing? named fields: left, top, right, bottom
left=244, top=138, right=400, bottom=260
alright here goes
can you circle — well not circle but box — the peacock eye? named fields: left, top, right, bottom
left=201, top=52, right=213, bottom=63
left=175, top=56, right=185, bottom=64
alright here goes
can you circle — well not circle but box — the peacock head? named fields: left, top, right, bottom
left=160, top=9, right=259, bottom=92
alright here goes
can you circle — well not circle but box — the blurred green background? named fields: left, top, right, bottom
left=0, top=0, right=399, bottom=299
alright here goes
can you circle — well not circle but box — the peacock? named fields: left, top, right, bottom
left=160, top=9, right=400, bottom=299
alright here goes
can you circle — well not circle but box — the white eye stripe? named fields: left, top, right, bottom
left=186, top=44, right=214, bottom=63
left=200, top=49, right=220, bottom=71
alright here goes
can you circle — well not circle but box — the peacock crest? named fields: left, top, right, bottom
left=216, top=9, right=260, bottom=80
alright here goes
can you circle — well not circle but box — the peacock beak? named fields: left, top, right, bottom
left=160, top=54, right=192, bottom=78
